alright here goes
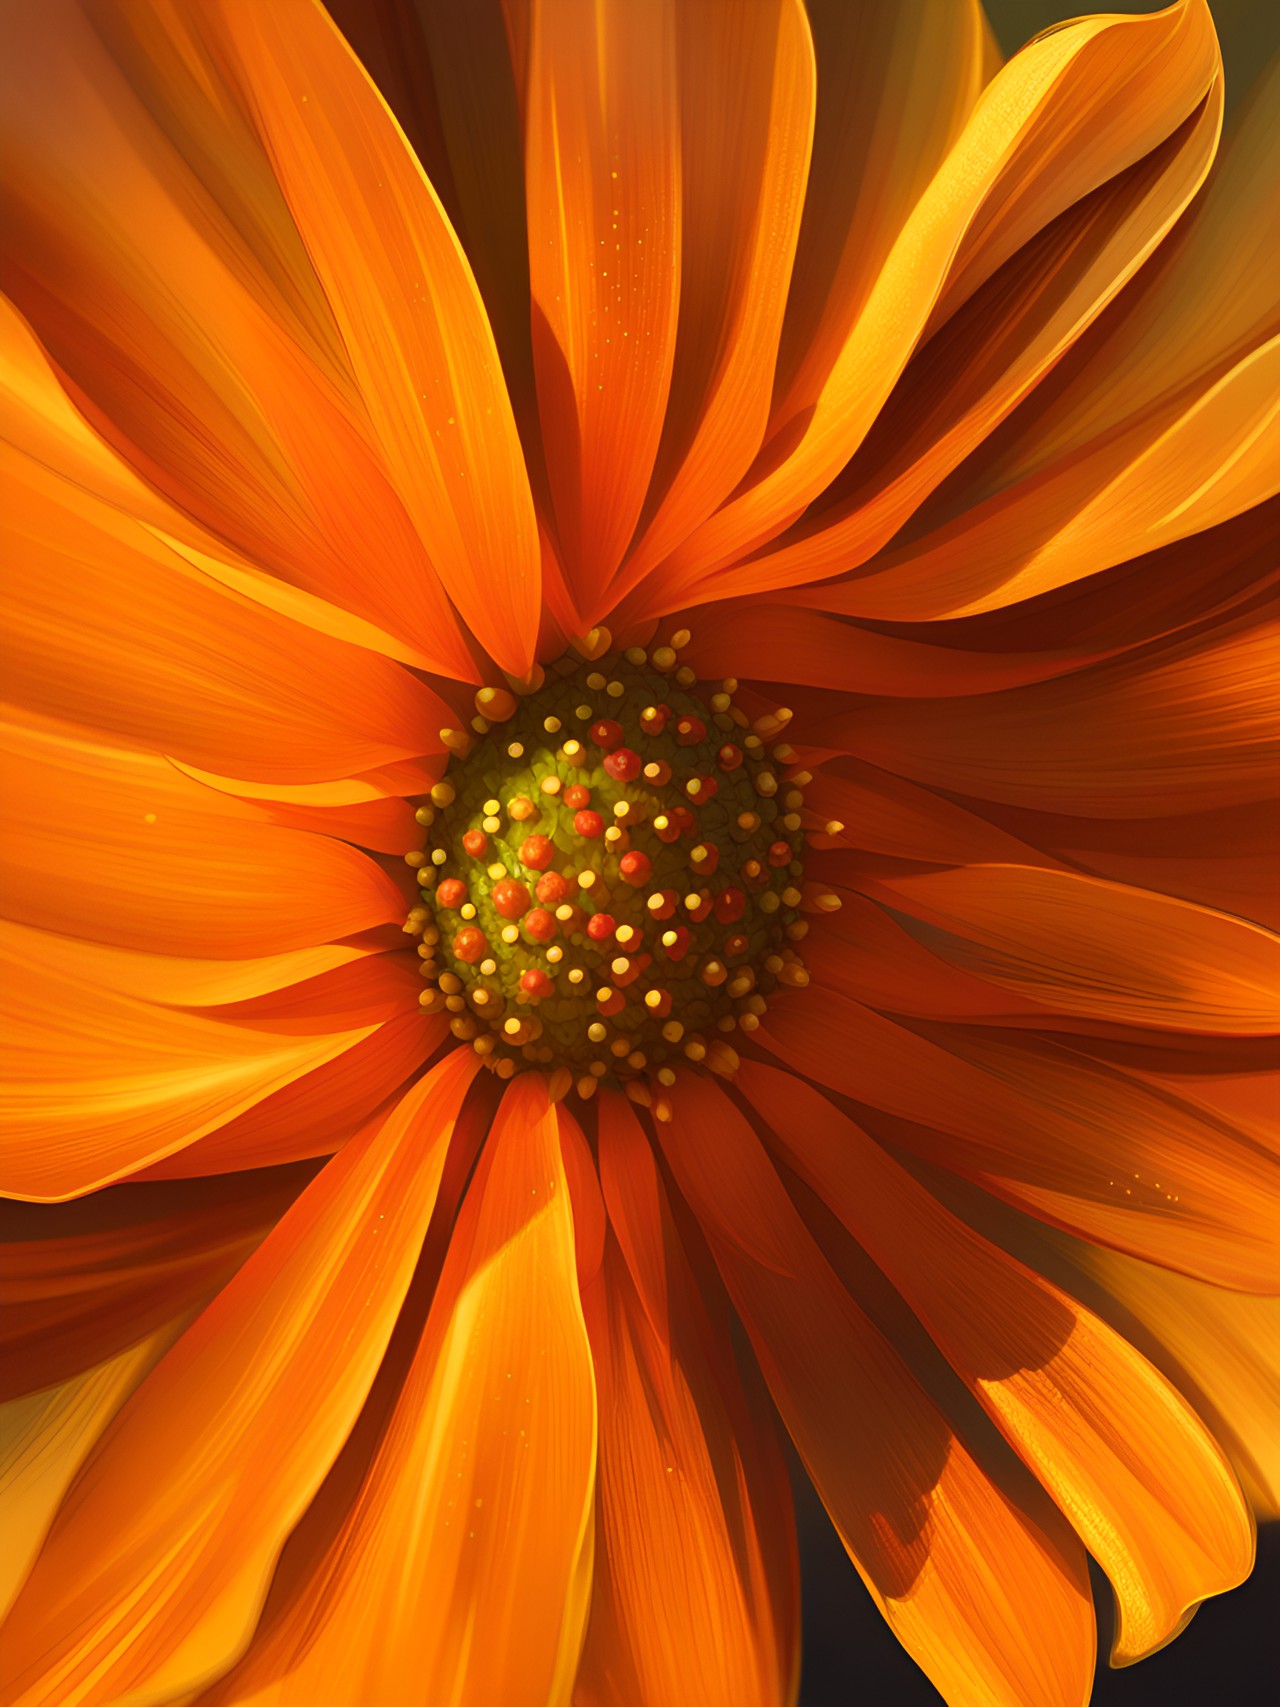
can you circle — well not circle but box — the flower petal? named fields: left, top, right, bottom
left=760, top=991, right=1280, bottom=1290
left=0, top=720, right=406, bottom=958
left=846, top=56, right=1278, bottom=620
left=207, top=0, right=542, bottom=674
left=0, top=1166, right=300, bottom=1401
left=194, top=1075, right=596, bottom=1707
left=812, top=612, right=1277, bottom=817
left=871, top=865, right=1280, bottom=1035
left=523, top=0, right=681, bottom=617
left=742, top=1060, right=1254, bottom=1666
left=1064, top=1241, right=1280, bottom=1523
left=658, top=1073, right=1094, bottom=1707
left=136, top=1013, right=436, bottom=1181
left=575, top=1093, right=797, bottom=1707
left=0, top=1051, right=478, bottom=1707
left=608, top=0, right=815, bottom=606
left=0, top=1328, right=182, bottom=1624
left=641, top=0, right=1220, bottom=606
left=739, top=80, right=1221, bottom=600
left=1, top=439, right=448, bottom=784
left=0, top=2, right=478, bottom=678
left=0, top=935, right=387, bottom=1200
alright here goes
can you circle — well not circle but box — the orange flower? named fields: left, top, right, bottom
left=1, top=3, right=1276, bottom=1704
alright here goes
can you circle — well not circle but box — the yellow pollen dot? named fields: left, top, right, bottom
left=646, top=894, right=666, bottom=912
left=613, top=801, right=630, bottom=818
left=484, top=798, right=500, bottom=814
left=460, top=903, right=477, bottom=921
left=653, top=814, right=670, bottom=833
left=606, top=680, right=625, bottom=699
left=587, top=1021, right=607, bottom=1042
left=540, top=776, right=562, bottom=795
left=624, top=647, right=647, bottom=665
left=568, top=967, right=586, bottom=985
left=611, top=957, right=629, bottom=977
left=543, top=715, right=562, bottom=734
left=616, top=925, right=636, bottom=946
left=575, top=704, right=592, bottom=721
left=644, top=990, right=663, bottom=1010
left=595, top=986, right=614, bottom=1004
left=683, top=893, right=701, bottom=911
left=405, top=851, right=426, bottom=867
left=438, top=972, right=462, bottom=995
left=781, top=886, right=802, bottom=907
left=604, top=826, right=623, bottom=845
left=652, top=646, right=676, bottom=670
left=555, top=903, right=575, bottom=922
left=487, top=862, right=506, bottom=880
left=662, top=930, right=678, bottom=948
left=430, top=781, right=456, bottom=808
left=675, top=666, right=696, bottom=687
left=479, top=958, right=497, bottom=976
left=759, top=891, right=781, bottom=913
left=562, top=739, right=583, bottom=760
left=501, top=924, right=520, bottom=945
left=782, top=813, right=802, bottom=832
left=578, top=870, right=598, bottom=891
left=482, top=816, right=501, bottom=834
left=431, top=848, right=448, bottom=865
left=671, top=628, right=692, bottom=649
left=824, top=820, right=845, bottom=836
left=662, top=1019, right=684, bottom=1042
left=546, top=945, right=563, bottom=963
left=507, top=741, right=524, bottom=759
left=586, top=672, right=606, bottom=691
left=657, top=1066, right=676, bottom=1086
left=504, top=1018, right=523, bottom=1037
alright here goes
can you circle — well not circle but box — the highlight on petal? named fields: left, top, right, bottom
left=195, top=1075, right=596, bottom=1707
left=0, top=1051, right=478, bottom=1707
left=659, top=1074, right=1095, bottom=1707
left=741, top=1061, right=1254, bottom=1666
left=576, top=1093, right=797, bottom=1707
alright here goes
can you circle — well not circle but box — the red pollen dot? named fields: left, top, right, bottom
left=767, top=840, right=792, bottom=867
left=674, top=715, right=706, bottom=747
left=603, top=747, right=641, bottom=783
left=574, top=809, right=604, bottom=839
left=640, top=704, right=670, bottom=735
left=563, top=783, right=592, bottom=810
left=453, top=926, right=487, bottom=963
left=461, top=829, right=488, bottom=857
left=435, top=878, right=468, bottom=911
left=586, top=912, right=616, bottom=942
left=716, top=743, right=743, bottom=771
left=660, top=925, right=691, bottom=961
left=724, top=932, right=749, bottom=958
left=687, top=775, right=718, bottom=805
left=524, top=907, right=557, bottom=942
left=619, top=849, right=652, bottom=887
left=671, top=806, right=698, bottom=838
left=520, top=968, right=554, bottom=1000
left=714, top=886, right=747, bottom=924
left=589, top=718, right=624, bottom=751
left=492, top=877, right=531, bottom=919
left=520, top=834, right=555, bottom=871
left=535, top=870, right=572, bottom=906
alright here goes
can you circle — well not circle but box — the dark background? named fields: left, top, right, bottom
left=795, top=2, right=1279, bottom=1702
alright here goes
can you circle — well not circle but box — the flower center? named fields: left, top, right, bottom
left=405, top=633, right=809, bottom=1105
